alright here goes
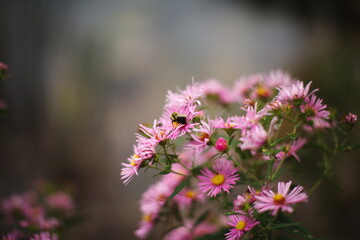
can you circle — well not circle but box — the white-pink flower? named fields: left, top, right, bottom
left=276, top=80, right=318, bottom=103
left=239, top=124, right=267, bottom=154
left=301, top=95, right=330, bottom=130
left=254, top=181, right=308, bottom=215
left=201, top=79, right=237, bottom=104
left=184, top=120, right=213, bottom=154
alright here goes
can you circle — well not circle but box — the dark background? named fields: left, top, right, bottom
left=0, top=0, right=359, bottom=239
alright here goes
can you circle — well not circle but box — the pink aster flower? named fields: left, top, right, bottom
left=2, top=192, right=36, bottom=223
left=234, top=73, right=265, bottom=101
left=276, top=80, right=318, bottom=103
left=184, top=120, right=213, bottom=153
left=239, top=103, right=268, bottom=129
left=275, top=138, right=308, bottom=162
left=160, top=103, right=199, bottom=139
left=265, top=69, right=293, bottom=88
left=233, top=186, right=265, bottom=213
left=198, top=159, right=239, bottom=197
left=138, top=120, right=171, bottom=143
left=31, top=232, right=58, bottom=240
left=300, top=95, right=330, bottom=129
left=254, top=181, right=308, bottom=215
left=164, top=81, right=204, bottom=110
left=140, top=180, right=174, bottom=215
left=0, top=62, right=8, bottom=70
left=174, top=188, right=205, bottom=208
left=234, top=70, right=293, bottom=102
left=120, top=146, right=144, bottom=185
left=134, top=212, right=157, bottom=239
left=233, top=193, right=253, bottom=213
left=21, top=215, right=59, bottom=231
left=210, top=117, right=238, bottom=129
left=163, top=225, right=192, bottom=240
left=163, top=221, right=218, bottom=240
left=225, top=214, right=259, bottom=240
left=46, top=191, right=75, bottom=216
left=239, top=124, right=267, bottom=154
left=2, top=229, right=24, bottom=240
left=228, top=103, right=268, bottom=136
left=121, top=137, right=157, bottom=185
left=135, top=136, right=157, bottom=159
left=201, top=79, right=237, bottom=104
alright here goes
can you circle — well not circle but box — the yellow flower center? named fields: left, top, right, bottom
left=256, top=85, right=270, bottom=98
left=157, top=194, right=166, bottom=202
left=199, top=132, right=209, bottom=141
left=130, top=155, right=140, bottom=166
left=225, top=123, right=234, bottom=129
left=273, top=194, right=286, bottom=205
left=155, top=131, right=165, bottom=140
left=142, top=214, right=152, bottom=222
left=185, top=190, right=196, bottom=199
left=304, top=106, right=315, bottom=116
left=211, top=174, right=225, bottom=185
left=236, top=220, right=246, bottom=230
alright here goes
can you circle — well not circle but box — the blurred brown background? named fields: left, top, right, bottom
left=0, top=0, right=359, bottom=239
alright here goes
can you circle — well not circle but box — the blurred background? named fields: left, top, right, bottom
left=0, top=0, right=359, bottom=239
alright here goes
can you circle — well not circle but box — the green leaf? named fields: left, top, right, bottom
left=271, top=222, right=300, bottom=230
left=276, top=213, right=313, bottom=239
left=167, top=176, right=191, bottom=203
left=266, top=159, right=275, bottom=181
left=225, top=211, right=240, bottom=216
left=343, top=144, right=360, bottom=151
left=153, top=170, right=171, bottom=177
left=196, top=228, right=228, bottom=240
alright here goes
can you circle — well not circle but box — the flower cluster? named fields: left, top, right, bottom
left=1, top=182, right=78, bottom=240
left=121, top=70, right=357, bottom=239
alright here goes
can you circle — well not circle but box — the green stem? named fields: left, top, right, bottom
left=270, top=135, right=290, bottom=147
left=271, top=157, right=285, bottom=182
left=147, top=165, right=188, bottom=176
left=308, top=178, right=323, bottom=195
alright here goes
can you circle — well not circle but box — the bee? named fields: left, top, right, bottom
left=170, top=112, right=187, bottom=125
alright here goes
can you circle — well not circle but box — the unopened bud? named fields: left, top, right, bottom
left=0, top=62, right=9, bottom=79
left=343, top=112, right=357, bottom=125
left=215, top=137, right=228, bottom=152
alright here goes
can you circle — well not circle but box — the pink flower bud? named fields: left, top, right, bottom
left=0, top=62, right=8, bottom=70
left=0, top=62, right=9, bottom=78
left=215, top=137, right=228, bottom=152
left=344, top=112, right=357, bottom=124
